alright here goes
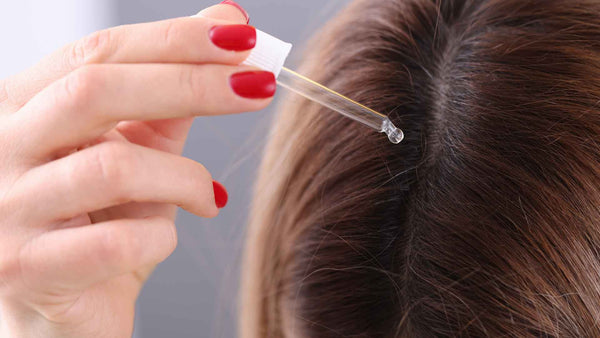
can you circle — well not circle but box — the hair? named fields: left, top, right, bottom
left=240, top=0, right=600, bottom=336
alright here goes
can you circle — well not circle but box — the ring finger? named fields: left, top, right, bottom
left=10, top=141, right=220, bottom=224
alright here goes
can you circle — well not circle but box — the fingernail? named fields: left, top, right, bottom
left=209, top=25, right=256, bottom=51
left=213, top=181, right=229, bottom=209
left=230, top=71, right=276, bottom=99
left=220, top=0, right=250, bottom=24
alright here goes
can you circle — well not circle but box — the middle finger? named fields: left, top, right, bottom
left=12, top=63, right=275, bottom=159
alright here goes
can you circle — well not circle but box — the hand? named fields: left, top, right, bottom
left=0, top=2, right=271, bottom=337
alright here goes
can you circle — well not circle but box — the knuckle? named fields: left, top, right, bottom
left=70, top=28, right=112, bottom=66
left=97, top=226, right=131, bottom=266
left=61, top=66, right=102, bottom=109
left=180, top=66, right=206, bottom=107
left=161, top=20, right=182, bottom=49
left=93, top=142, right=134, bottom=200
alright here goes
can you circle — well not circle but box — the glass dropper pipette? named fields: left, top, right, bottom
left=277, top=67, right=404, bottom=144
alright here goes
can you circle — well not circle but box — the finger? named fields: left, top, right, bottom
left=12, top=141, right=219, bottom=223
left=196, top=2, right=249, bottom=23
left=115, top=118, right=195, bottom=154
left=18, top=216, right=177, bottom=292
left=13, top=63, right=274, bottom=159
left=3, top=3, right=251, bottom=109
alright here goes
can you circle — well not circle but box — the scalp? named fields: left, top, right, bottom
left=242, top=1, right=600, bottom=337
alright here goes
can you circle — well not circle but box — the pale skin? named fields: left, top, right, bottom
left=0, top=4, right=268, bottom=337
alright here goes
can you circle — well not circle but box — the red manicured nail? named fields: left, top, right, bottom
left=230, top=71, right=276, bottom=99
left=213, top=181, right=228, bottom=209
left=209, top=25, right=256, bottom=51
left=220, top=0, right=250, bottom=24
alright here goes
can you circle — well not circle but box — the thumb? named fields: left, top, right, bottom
left=195, top=1, right=250, bottom=24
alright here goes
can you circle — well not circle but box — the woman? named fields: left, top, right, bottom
left=0, top=1, right=267, bottom=337
left=243, top=0, right=600, bottom=336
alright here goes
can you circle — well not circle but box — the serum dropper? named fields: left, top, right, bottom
left=242, top=29, right=404, bottom=144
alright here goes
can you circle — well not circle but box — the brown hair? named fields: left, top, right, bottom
left=241, top=0, right=600, bottom=336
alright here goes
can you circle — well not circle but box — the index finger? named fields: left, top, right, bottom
left=3, top=3, right=251, bottom=109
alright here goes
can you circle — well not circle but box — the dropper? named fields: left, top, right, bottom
left=243, top=29, right=404, bottom=145
left=277, top=67, right=404, bottom=144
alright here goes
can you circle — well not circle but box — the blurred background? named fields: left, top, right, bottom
left=0, top=0, right=346, bottom=336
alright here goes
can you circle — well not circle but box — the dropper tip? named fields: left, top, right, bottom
left=382, top=118, right=404, bottom=144
left=387, top=128, right=405, bottom=144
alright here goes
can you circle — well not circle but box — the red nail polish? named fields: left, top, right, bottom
left=230, top=71, right=276, bottom=99
left=213, top=181, right=228, bottom=209
left=209, top=25, right=256, bottom=51
left=220, top=0, right=250, bottom=24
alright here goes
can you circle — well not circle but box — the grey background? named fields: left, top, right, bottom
left=114, top=1, right=347, bottom=337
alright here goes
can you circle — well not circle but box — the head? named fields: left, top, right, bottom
left=241, top=0, right=600, bottom=336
